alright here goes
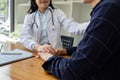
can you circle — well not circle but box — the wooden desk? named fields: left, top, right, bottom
left=0, top=43, right=57, bottom=80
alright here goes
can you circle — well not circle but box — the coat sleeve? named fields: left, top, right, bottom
left=56, top=9, right=89, bottom=34
left=20, top=14, right=37, bottom=50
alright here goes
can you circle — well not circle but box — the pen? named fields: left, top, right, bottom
left=0, top=53, right=22, bottom=55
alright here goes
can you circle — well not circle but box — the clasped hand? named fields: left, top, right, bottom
left=37, top=44, right=56, bottom=53
left=37, top=44, right=55, bottom=61
left=37, top=44, right=67, bottom=61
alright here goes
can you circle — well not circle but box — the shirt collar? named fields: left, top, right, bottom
left=37, top=7, right=49, bottom=15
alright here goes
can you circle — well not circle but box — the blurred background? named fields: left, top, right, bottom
left=0, top=0, right=92, bottom=46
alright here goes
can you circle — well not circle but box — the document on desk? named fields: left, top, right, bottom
left=0, top=49, right=33, bottom=66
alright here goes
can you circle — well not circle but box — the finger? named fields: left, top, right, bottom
left=42, top=48, right=50, bottom=52
left=41, top=49, right=47, bottom=53
left=46, top=47, right=56, bottom=53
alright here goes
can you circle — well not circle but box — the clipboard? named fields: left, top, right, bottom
left=0, top=49, right=34, bottom=66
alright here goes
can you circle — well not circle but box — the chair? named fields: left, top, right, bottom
left=61, top=35, right=74, bottom=48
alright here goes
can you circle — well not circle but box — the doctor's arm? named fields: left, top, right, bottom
left=57, top=9, right=89, bottom=34
left=20, top=15, right=56, bottom=53
left=20, top=14, right=37, bottom=50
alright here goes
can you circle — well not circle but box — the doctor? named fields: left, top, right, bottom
left=20, top=0, right=89, bottom=53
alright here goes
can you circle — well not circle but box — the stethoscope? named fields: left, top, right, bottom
left=32, top=7, right=55, bottom=30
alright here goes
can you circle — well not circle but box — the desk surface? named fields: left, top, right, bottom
left=0, top=43, right=57, bottom=80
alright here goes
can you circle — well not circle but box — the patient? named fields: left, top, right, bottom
left=38, top=0, right=120, bottom=80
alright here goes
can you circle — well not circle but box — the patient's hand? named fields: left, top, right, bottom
left=38, top=52, right=53, bottom=61
left=37, top=44, right=56, bottom=53
left=37, top=47, right=67, bottom=59
left=56, top=48, right=67, bottom=56
left=43, top=48, right=67, bottom=56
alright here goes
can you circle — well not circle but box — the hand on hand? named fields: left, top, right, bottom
left=38, top=52, right=53, bottom=61
left=36, top=45, right=67, bottom=60
left=36, top=44, right=56, bottom=60
left=37, top=44, right=56, bottom=53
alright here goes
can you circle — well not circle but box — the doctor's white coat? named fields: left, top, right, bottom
left=20, top=9, right=89, bottom=50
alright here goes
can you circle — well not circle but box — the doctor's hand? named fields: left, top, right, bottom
left=37, top=44, right=56, bottom=53
left=38, top=52, right=53, bottom=61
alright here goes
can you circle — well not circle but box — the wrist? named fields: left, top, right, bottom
left=34, top=44, right=41, bottom=51
left=39, top=52, right=53, bottom=61
left=57, top=48, right=67, bottom=55
left=62, top=48, right=67, bottom=55
left=46, top=54, right=53, bottom=60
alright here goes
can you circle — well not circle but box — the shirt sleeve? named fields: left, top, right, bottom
left=42, top=2, right=120, bottom=80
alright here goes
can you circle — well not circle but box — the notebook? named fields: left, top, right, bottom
left=0, top=49, right=33, bottom=66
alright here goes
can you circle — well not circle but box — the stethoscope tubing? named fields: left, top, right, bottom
left=32, top=7, right=55, bottom=30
